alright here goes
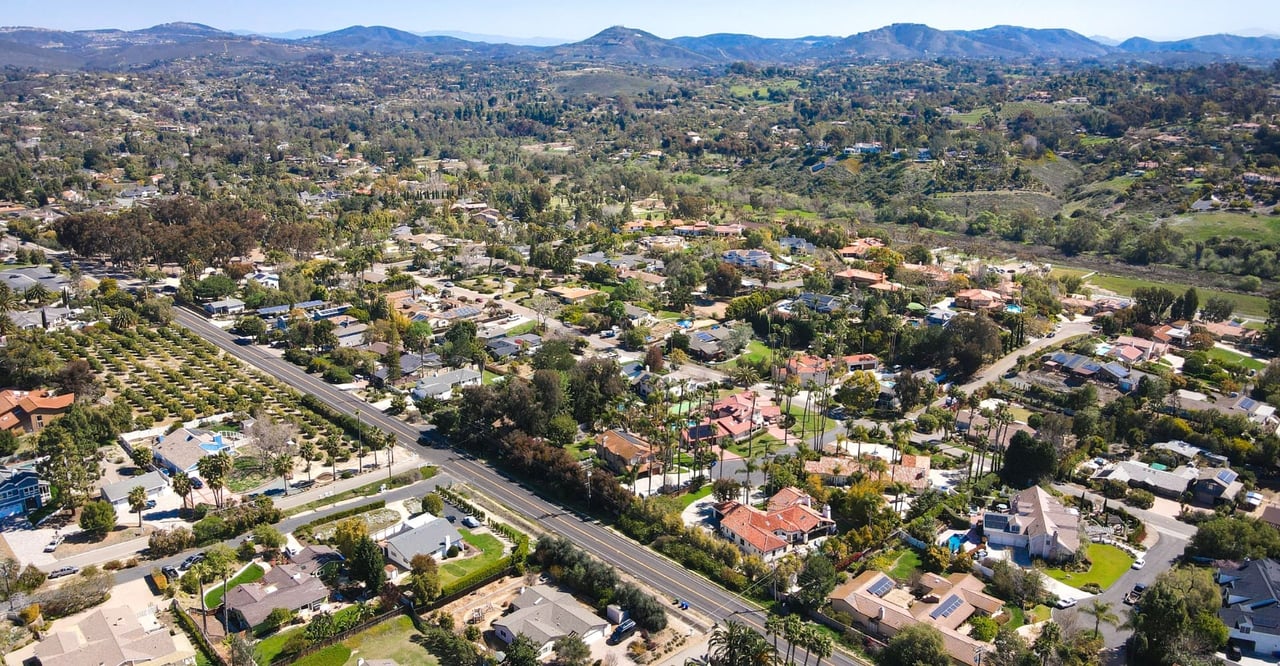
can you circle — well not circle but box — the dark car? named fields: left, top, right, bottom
left=608, top=619, right=637, bottom=645
left=161, top=566, right=180, bottom=580
left=191, top=477, right=204, bottom=489
left=145, top=499, right=157, bottom=509
left=47, top=566, right=78, bottom=579
left=445, top=515, right=457, bottom=523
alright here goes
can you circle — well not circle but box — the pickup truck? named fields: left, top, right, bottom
left=1123, top=583, right=1147, bottom=605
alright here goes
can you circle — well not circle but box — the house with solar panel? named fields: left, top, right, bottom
left=1193, top=467, right=1244, bottom=506
left=980, top=487, right=1081, bottom=563
left=828, top=569, right=1000, bottom=665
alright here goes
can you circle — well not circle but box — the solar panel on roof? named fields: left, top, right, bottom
left=1238, top=397, right=1258, bottom=410
left=1217, top=469, right=1238, bottom=484
left=868, top=576, right=894, bottom=598
left=931, top=595, right=965, bottom=619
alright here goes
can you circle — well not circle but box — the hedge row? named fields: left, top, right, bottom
left=300, top=394, right=382, bottom=441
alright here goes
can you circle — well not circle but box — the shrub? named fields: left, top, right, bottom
left=18, top=604, right=40, bottom=626
left=1126, top=489, right=1155, bottom=510
left=103, top=560, right=123, bottom=570
left=149, top=527, right=195, bottom=557
left=446, top=545, right=460, bottom=558
left=151, top=569, right=169, bottom=592
left=78, top=500, right=117, bottom=539
left=262, top=607, right=294, bottom=633
left=969, top=615, right=998, bottom=641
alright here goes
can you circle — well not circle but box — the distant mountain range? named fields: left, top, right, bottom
left=2, top=21, right=1280, bottom=70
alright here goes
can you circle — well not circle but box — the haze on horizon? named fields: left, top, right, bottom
left=6, top=0, right=1279, bottom=43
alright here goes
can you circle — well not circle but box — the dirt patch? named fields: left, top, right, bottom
left=58, top=524, right=152, bottom=557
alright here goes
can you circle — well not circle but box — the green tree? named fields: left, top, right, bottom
left=880, top=623, right=951, bottom=666
left=333, top=517, right=369, bottom=559
left=195, top=451, right=232, bottom=508
left=171, top=472, right=192, bottom=510
left=794, top=553, right=839, bottom=609
left=1000, top=431, right=1057, bottom=488
left=553, top=634, right=591, bottom=666
left=130, top=446, right=153, bottom=471
left=1082, top=599, right=1118, bottom=636
left=251, top=524, right=285, bottom=550
left=421, top=492, right=445, bottom=516
left=1131, top=566, right=1227, bottom=665
left=128, top=486, right=147, bottom=528
left=348, top=536, right=386, bottom=591
left=79, top=500, right=116, bottom=539
left=504, top=634, right=542, bottom=666
left=407, top=554, right=441, bottom=604
left=709, top=620, right=771, bottom=666
left=835, top=370, right=880, bottom=413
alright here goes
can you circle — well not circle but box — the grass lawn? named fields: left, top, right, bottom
left=1167, top=211, right=1280, bottom=243
left=723, top=340, right=773, bottom=371
left=1206, top=346, right=1267, bottom=371
left=335, top=615, right=438, bottom=666
left=228, top=456, right=271, bottom=493
left=724, top=431, right=782, bottom=458
left=950, top=107, right=991, bottom=124
left=1004, top=604, right=1026, bottom=629
left=887, top=549, right=922, bottom=580
left=482, top=370, right=502, bottom=385
left=1030, top=604, right=1053, bottom=623
left=1044, top=543, right=1133, bottom=591
left=1077, top=271, right=1269, bottom=319
left=679, top=484, right=714, bottom=509
left=505, top=321, right=538, bottom=336
left=439, top=529, right=505, bottom=586
left=786, top=404, right=834, bottom=438
left=255, top=627, right=303, bottom=665
left=204, top=563, right=264, bottom=607
left=292, top=646, right=352, bottom=666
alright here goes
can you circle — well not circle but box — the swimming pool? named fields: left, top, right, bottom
left=948, top=534, right=965, bottom=553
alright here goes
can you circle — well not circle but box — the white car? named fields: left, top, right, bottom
left=1131, top=558, right=1145, bottom=570
left=1055, top=597, right=1077, bottom=609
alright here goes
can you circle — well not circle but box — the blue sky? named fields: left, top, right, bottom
left=6, top=0, right=1279, bottom=41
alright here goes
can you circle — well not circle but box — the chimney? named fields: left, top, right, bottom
left=878, top=607, right=885, bottom=620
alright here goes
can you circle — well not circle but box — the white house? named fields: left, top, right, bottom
left=382, top=514, right=463, bottom=569
left=411, top=369, right=482, bottom=401
left=493, top=585, right=609, bottom=657
left=100, top=471, right=169, bottom=509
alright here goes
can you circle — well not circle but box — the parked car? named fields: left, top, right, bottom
left=445, top=515, right=457, bottom=523
left=1131, top=558, right=1145, bottom=570
left=461, top=516, right=481, bottom=529
left=191, top=477, right=204, bottom=489
left=608, top=619, right=637, bottom=645
left=47, top=566, right=78, bottom=579
left=161, top=566, right=180, bottom=581
left=1055, top=597, right=1077, bottom=609
left=44, top=534, right=64, bottom=552
left=179, top=553, right=206, bottom=571
left=144, top=499, right=157, bottom=509
left=1124, top=583, right=1147, bottom=605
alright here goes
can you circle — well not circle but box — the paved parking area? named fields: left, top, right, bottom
left=1, top=523, right=62, bottom=567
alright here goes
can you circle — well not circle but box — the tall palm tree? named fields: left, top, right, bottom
left=810, top=631, right=834, bottom=666
left=709, top=620, right=766, bottom=666
left=782, top=615, right=804, bottom=665
left=0, top=284, right=15, bottom=313
left=1083, top=599, right=1118, bottom=636
left=172, top=472, right=192, bottom=510
left=764, top=615, right=785, bottom=660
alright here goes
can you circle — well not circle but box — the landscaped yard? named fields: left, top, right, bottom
left=439, top=529, right=505, bottom=586
left=1044, top=543, right=1134, bottom=591
left=330, top=615, right=439, bottom=666
left=723, top=431, right=781, bottom=458
left=254, top=627, right=302, bottom=664
left=678, top=484, right=714, bottom=509
left=887, top=549, right=922, bottom=580
left=785, top=404, right=833, bottom=438
left=204, top=563, right=264, bottom=607
left=1206, top=346, right=1267, bottom=371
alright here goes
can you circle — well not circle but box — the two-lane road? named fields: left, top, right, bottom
left=173, top=308, right=870, bottom=666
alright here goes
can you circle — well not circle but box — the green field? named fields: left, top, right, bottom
left=1070, top=271, right=1269, bottom=319
left=205, top=563, right=264, bottom=607
left=1079, top=136, right=1117, bottom=147
left=678, top=484, right=714, bottom=509
left=255, top=627, right=302, bottom=665
left=316, top=615, right=440, bottom=666
left=1167, top=211, right=1280, bottom=242
left=998, top=101, right=1067, bottom=119
left=729, top=79, right=801, bottom=99
left=949, top=107, right=991, bottom=125
left=439, top=529, right=505, bottom=586
left=1082, top=174, right=1140, bottom=194
left=724, top=340, right=773, bottom=371
left=1044, top=543, right=1134, bottom=591
left=1206, top=346, right=1267, bottom=371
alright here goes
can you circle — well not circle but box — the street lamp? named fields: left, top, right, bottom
left=356, top=409, right=364, bottom=473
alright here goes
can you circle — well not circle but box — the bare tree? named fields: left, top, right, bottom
left=247, top=413, right=297, bottom=474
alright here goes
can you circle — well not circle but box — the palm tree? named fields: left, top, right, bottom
left=23, top=284, right=50, bottom=306
left=299, top=440, right=318, bottom=483
left=782, top=615, right=804, bottom=665
left=764, top=615, right=785, bottom=660
left=709, top=620, right=767, bottom=666
left=1083, top=599, right=1118, bottom=636
left=172, top=472, right=192, bottom=510
left=0, top=284, right=16, bottom=313
left=272, top=453, right=293, bottom=495
left=1032, top=621, right=1061, bottom=666
left=810, top=631, right=833, bottom=666
left=738, top=458, right=759, bottom=503
left=128, top=485, right=147, bottom=528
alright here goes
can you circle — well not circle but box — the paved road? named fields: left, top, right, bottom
left=173, top=308, right=870, bottom=666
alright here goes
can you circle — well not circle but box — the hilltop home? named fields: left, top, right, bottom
left=980, top=487, right=1080, bottom=562
left=0, top=388, right=74, bottom=433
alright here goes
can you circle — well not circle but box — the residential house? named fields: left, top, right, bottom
left=617, top=268, right=667, bottom=290
left=411, top=369, right=482, bottom=401
left=288, top=545, right=343, bottom=576
left=0, top=464, right=50, bottom=518
left=721, top=249, right=774, bottom=270
left=954, top=289, right=1004, bottom=310
left=794, top=292, right=844, bottom=314
left=493, top=585, right=609, bottom=658
left=774, top=355, right=831, bottom=385
left=623, top=304, right=657, bottom=327
left=100, top=471, right=169, bottom=509
left=1091, top=460, right=1196, bottom=498
left=1232, top=396, right=1278, bottom=429
left=382, top=513, right=464, bottom=569
left=486, top=334, right=543, bottom=360
left=31, top=605, right=195, bottom=666
left=899, top=263, right=953, bottom=285
left=0, top=265, right=70, bottom=295
left=837, top=238, right=885, bottom=260
left=1219, top=559, right=1280, bottom=654
left=827, top=570, right=997, bottom=666
left=203, top=298, right=245, bottom=317
left=373, top=353, right=436, bottom=386
left=835, top=268, right=886, bottom=287
left=11, top=305, right=75, bottom=330
left=980, top=487, right=1080, bottom=562
left=1044, top=351, right=1103, bottom=379
left=1112, top=336, right=1167, bottom=363
left=1193, top=467, right=1244, bottom=506
left=225, top=565, right=330, bottom=631
left=715, top=487, right=834, bottom=561
left=805, top=454, right=931, bottom=490
left=843, top=354, right=880, bottom=373
left=687, top=327, right=737, bottom=362
left=699, top=391, right=781, bottom=443
left=596, top=430, right=659, bottom=477
left=151, top=427, right=238, bottom=479
left=0, top=388, right=74, bottom=433
left=779, top=236, right=817, bottom=254
left=548, top=286, right=602, bottom=304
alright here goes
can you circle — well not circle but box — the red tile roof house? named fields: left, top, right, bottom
left=1112, top=335, right=1168, bottom=362
left=0, top=388, right=74, bottom=433
left=953, top=288, right=1004, bottom=310
left=705, top=391, right=782, bottom=442
left=805, top=454, right=932, bottom=490
left=843, top=354, right=880, bottom=373
left=837, top=238, right=885, bottom=260
left=714, top=487, right=835, bottom=561
left=773, top=354, right=832, bottom=385
left=835, top=268, right=886, bottom=287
